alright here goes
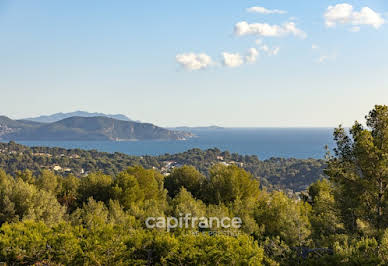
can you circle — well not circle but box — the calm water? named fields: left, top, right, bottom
left=16, top=128, right=335, bottom=160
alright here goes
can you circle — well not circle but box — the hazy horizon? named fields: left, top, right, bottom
left=2, top=110, right=348, bottom=128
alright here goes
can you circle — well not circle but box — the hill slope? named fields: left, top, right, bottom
left=0, top=142, right=326, bottom=192
left=0, top=116, right=191, bottom=141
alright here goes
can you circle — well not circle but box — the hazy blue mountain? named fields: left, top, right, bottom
left=24, top=111, right=133, bottom=123
left=0, top=116, right=192, bottom=141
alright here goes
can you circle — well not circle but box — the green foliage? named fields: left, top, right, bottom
left=77, top=172, right=113, bottom=205
left=111, top=167, right=168, bottom=225
left=123, top=166, right=166, bottom=202
left=125, top=231, right=264, bottom=265
left=165, top=165, right=205, bottom=198
left=0, top=176, right=65, bottom=225
left=327, top=237, right=382, bottom=265
left=203, top=164, right=260, bottom=204
left=326, top=105, right=388, bottom=234
left=254, top=191, right=311, bottom=247
left=170, top=188, right=206, bottom=231
left=0, top=221, right=81, bottom=265
left=308, top=179, right=344, bottom=247
left=35, top=170, right=60, bottom=194
left=112, top=171, right=144, bottom=209
left=0, top=221, right=264, bottom=265
left=57, top=174, right=80, bottom=211
left=261, top=236, right=292, bottom=265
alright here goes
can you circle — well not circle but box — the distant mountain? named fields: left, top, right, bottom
left=0, top=116, right=192, bottom=141
left=24, top=111, right=134, bottom=123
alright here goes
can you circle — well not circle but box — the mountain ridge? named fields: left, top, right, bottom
left=24, top=111, right=134, bottom=123
left=0, top=115, right=192, bottom=141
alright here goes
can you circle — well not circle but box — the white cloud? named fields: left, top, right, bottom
left=247, top=6, right=287, bottom=15
left=272, top=47, right=280, bottom=56
left=317, top=55, right=336, bottom=64
left=324, top=3, right=385, bottom=29
left=222, top=52, right=244, bottom=68
left=259, top=45, right=280, bottom=56
left=176, top=53, right=213, bottom=70
left=312, top=44, right=319, bottom=49
left=234, top=21, right=307, bottom=38
left=245, top=48, right=259, bottom=63
left=260, top=45, right=269, bottom=52
left=318, top=56, right=329, bottom=63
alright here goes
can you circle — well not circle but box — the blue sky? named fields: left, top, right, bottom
left=1, top=0, right=387, bottom=127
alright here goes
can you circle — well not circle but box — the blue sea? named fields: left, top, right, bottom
left=16, top=128, right=335, bottom=160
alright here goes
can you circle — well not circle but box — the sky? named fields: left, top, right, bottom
left=0, top=0, right=387, bottom=127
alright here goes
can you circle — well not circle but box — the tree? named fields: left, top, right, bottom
left=0, top=177, right=65, bottom=225
left=254, top=191, right=311, bottom=247
left=326, top=105, right=388, bottom=234
left=112, top=171, right=144, bottom=209
left=77, top=172, right=113, bottom=205
left=24, top=189, right=66, bottom=225
left=0, top=220, right=53, bottom=264
left=15, top=169, right=35, bottom=184
left=0, top=221, right=82, bottom=265
left=308, top=179, right=344, bottom=247
left=203, top=164, right=260, bottom=204
left=124, top=231, right=264, bottom=265
left=57, top=174, right=80, bottom=212
left=164, top=165, right=205, bottom=199
left=71, top=197, right=109, bottom=229
left=170, top=187, right=206, bottom=231
left=35, top=170, right=60, bottom=195
left=124, top=166, right=166, bottom=202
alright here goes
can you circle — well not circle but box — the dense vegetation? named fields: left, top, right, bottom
left=0, top=105, right=387, bottom=265
left=0, top=142, right=326, bottom=193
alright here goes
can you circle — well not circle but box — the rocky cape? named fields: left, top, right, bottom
left=0, top=116, right=193, bottom=141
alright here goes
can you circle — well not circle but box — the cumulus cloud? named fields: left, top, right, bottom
left=312, top=44, right=319, bottom=49
left=234, top=21, right=306, bottom=38
left=260, top=45, right=269, bottom=52
left=176, top=53, right=213, bottom=70
left=245, top=48, right=259, bottom=63
left=318, top=56, right=329, bottom=63
left=324, top=3, right=385, bottom=29
left=247, top=6, right=287, bottom=15
left=317, top=55, right=336, bottom=64
left=222, top=52, right=244, bottom=67
left=272, top=47, right=280, bottom=56
left=259, top=45, right=280, bottom=56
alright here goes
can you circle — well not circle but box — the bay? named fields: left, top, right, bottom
left=16, top=128, right=335, bottom=160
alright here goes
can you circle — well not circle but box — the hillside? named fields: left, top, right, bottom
left=0, top=142, right=326, bottom=192
left=0, top=116, right=192, bottom=141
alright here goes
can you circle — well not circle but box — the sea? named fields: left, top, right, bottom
left=16, top=128, right=336, bottom=160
